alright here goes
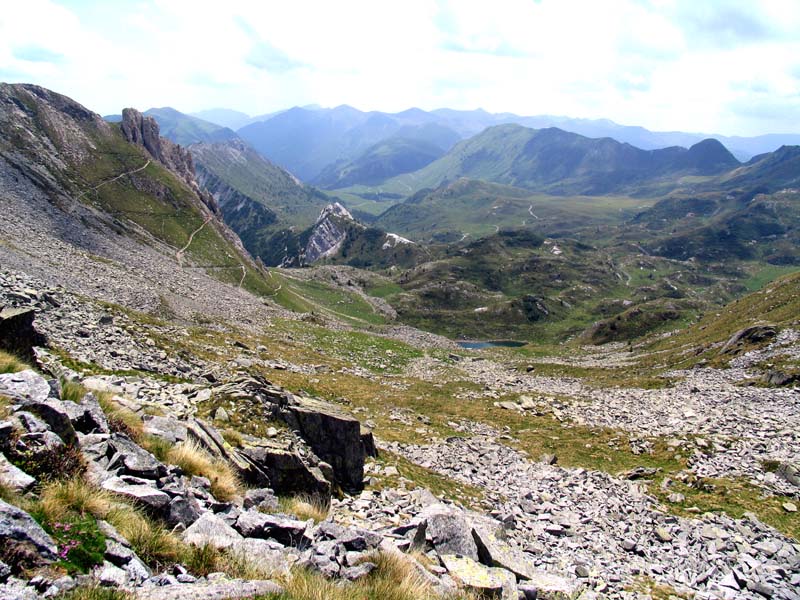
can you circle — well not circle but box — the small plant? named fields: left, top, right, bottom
left=222, top=428, right=244, bottom=448
left=46, top=517, right=106, bottom=573
left=8, top=433, right=86, bottom=483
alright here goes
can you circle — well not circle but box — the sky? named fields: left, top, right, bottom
left=1, top=0, right=799, bottom=137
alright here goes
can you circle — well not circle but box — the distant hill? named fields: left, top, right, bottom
left=104, top=107, right=238, bottom=145
left=375, top=124, right=740, bottom=196
left=313, top=136, right=447, bottom=188
left=190, top=108, right=252, bottom=130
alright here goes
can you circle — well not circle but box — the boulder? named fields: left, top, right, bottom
left=426, top=511, right=479, bottom=561
left=0, top=370, right=50, bottom=404
left=286, top=397, right=365, bottom=493
left=0, top=453, right=35, bottom=493
left=182, top=512, right=243, bottom=549
left=518, top=571, right=585, bottom=600
left=229, top=538, right=291, bottom=576
left=776, top=462, right=800, bottom=487
left=0, top=499, right=58, bottom=570
left=0, top=307, right=47, bottom=362
left=315, top=521, right=382, bottom=552
left=142, top=415, right=188, bottom=444
left=235, top=510, right=308, bottom=547
left=720, top=325, right=776, bottom=354
left=134, top=580, right=283, bottom=600
left=165, top=495, right=203, bottom=528
left=243, top=488, right=278, bottom=511
left=187, top=418, right=270, bottom=486
left=101, top=476, right=171, bottom=511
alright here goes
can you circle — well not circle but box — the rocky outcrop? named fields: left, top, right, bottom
left=0, top=308, right=47, bottom=362
left=0, top=499, right=58, bottom=569
left=303, top=203, right=361, bottom=264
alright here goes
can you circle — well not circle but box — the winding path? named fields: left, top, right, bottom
left=176, top=215, right=213, bottom=267
left=76, top=159, right=151, bottom=201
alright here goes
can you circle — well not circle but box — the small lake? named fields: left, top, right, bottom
left=456, top=340, right=527, bottom=349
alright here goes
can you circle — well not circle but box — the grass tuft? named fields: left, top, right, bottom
left=55, top=584, right=134, bottom=600
left=166, top=440, right=241, bottom=501
left=277, top=494, right=330, bottom=523
left=95, top=392, right=145, bottom=441
left=0, top=350, right=29, bottom=374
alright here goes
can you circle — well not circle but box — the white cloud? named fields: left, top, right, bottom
left=0, top=0, right=797, bottom=135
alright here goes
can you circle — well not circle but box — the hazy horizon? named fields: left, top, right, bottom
left=2, top=0, right=799, bottom=137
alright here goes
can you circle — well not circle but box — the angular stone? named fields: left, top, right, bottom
left=243, top=488, right=278, bottom=511
left=241, top=444, right=330, bottom=498
left=427, top=512, right=479, bottom=561
left=183, top=512, right=243, bottom=549
left=165, top=495, right=202, bottom=528
left=342, top=562, right=377, bottom=581
left=131, top=580, right=283, bottom=600
left=101, top=476, right=170, bottom=511
left=315, top=521, right=382, bottom=552
left=0, top=499, right=58, bottom=569
left=775, top=462, right=800, bottom=487
left=0, top=453, right=35, bottom=492
left=229, top=538, right=291, bottom=577
left=96, top=561, right=127, bottom=587
left=106, top=435, right=166, bottom=479
left=62, top=392, right=109, bottom=435
left=473, top=526, right=537, bottom=580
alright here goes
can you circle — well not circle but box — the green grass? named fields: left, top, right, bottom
left=0, top=350, right=29, bottom=374
left=742, top=264, right=800, bottom=292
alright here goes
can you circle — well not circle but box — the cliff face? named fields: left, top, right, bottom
left=120, top=108, right=219, bottom=214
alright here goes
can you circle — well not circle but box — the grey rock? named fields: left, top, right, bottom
left=183, top=512, right=243, bottom=549
left=0, top=499, right=58, bottom=568
left=0, top=453, right=35, bottom=492
left=240, top=443, right=330, bottom=498
left=0, top=307, right=46, bottom=362
left=96, top=561, right=127, bottom=587
left=133, top=580, right=284, bottom=600
left=235, top=510, right=307, bottom=546
left=243, top=488, right=278, bottom=511
left=341, top=562, right=376, bottom=581
left=0, top=370, right=50, bottom=404
left=776, top=462, right=800, bottom=487
left=287, top=396, right=366, bottom=493
left=106, top=434, right=166, bottom=479
left=315, top=521, right=381, bottom=551
left=62, top=392, right=109, bottom=434
left=166, top=495, right=202, bottom=528
left=440, top=554, right=512, bottom=599
left=519, top=571, right=584, bottom=600
left=142, top=415, right=188, bottom=444
left=427, top=511, right=479, bottom=561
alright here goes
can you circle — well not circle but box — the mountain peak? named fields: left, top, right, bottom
left=316, top=202, right=354, bottom=224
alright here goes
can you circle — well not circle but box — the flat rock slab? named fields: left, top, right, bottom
left=183, top=512, right=243, bottom=549
left=520, top=571, right=585, bottom=600
left=134, top=580, right=283, bottom=600
left=0, top=370, right=50, bottom=404
left=473, top=526, right=537, bottom=580
left=440, top=554, right=516, bottom=599
left=102, top=476, right=171, bottom=511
